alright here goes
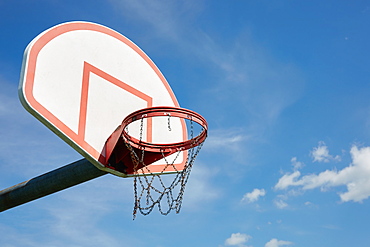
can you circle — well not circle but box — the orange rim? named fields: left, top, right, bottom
left=121, top=106, right=208, bottom=153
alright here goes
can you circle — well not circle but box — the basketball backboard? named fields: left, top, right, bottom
left=19, top=21, right=187, bottom=177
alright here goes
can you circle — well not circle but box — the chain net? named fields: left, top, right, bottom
left=124, top=117, right=204, bottom=219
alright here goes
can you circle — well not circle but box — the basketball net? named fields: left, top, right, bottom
left=125, top=116, right=205, bottom=219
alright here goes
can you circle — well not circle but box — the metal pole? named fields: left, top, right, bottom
left=0, top=159, right=107, bottom=212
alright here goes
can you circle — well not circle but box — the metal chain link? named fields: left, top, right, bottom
left=167, top=114, right=172, bottom=131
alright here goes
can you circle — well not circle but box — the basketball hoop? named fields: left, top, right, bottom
left=103, top=106, right=208, bottom=218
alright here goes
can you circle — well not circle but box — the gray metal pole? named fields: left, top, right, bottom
left=0, top=159, right=107, bottom=212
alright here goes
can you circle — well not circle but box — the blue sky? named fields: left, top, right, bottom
left=1, top=1, right=370, bottom=246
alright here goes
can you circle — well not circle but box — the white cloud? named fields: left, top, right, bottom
left=275, top=171, right=302, bottom=190
left=275, top=145, right=370, bottom=202
left=291, top=157, right=303, bottom=170
left=242, top=188, right=266, bottom=203
left=322, top=224, right=341, bottom=230
left=274, top=199, right=288, bottom=209
left=204, top=130, right=247, bottom=151
left=311, top=141, right=341, bottom=163
left=225, top=233, right=252, bottom=247
left=202, top=129, right=253, bottom=166
left=265, top=238, right=293, bottom=247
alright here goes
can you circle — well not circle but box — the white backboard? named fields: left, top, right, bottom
left=19, top=21, right=186, bottom=177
